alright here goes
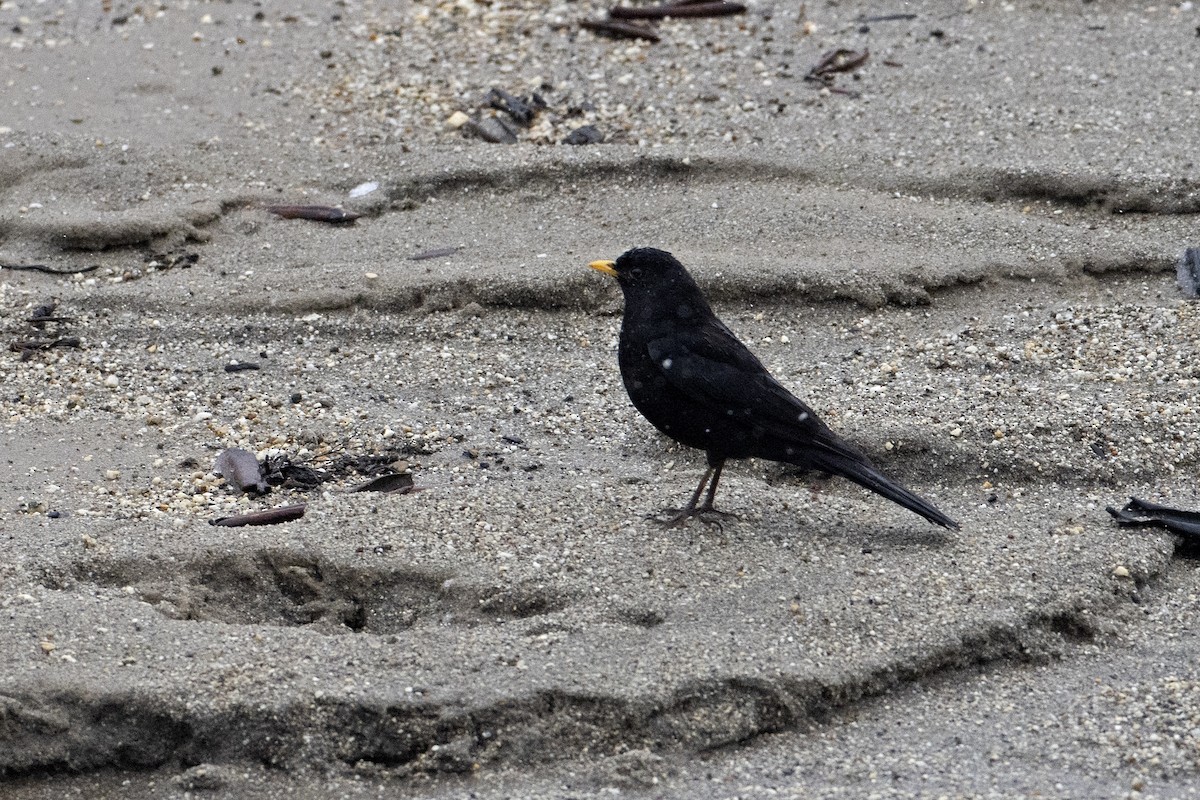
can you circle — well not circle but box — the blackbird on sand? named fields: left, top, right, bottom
left=589, top=247, right=958, bottom=529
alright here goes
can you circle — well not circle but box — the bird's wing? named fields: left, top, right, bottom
left=646, top=323, right=824, bottom=438
left=646, top=321, right=959, bottom=530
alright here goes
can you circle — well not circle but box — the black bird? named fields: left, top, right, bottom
left=589, top=247, right=959, bottom=529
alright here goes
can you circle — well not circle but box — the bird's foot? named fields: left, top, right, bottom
left=694, top=506, right=738, bottom=531
left=647, top=505, right=738, bottom=529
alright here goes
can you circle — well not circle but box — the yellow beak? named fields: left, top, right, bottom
left=589, top=259, right=618, bottom=278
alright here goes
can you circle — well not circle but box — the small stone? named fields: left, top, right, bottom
left=1113, top=565, right=1131, bottom=578
left=103, top=375, right=119, bottom=388
left=1176, top=247, right=1200, bottom=298
left=446, top=110, right=471, bottom=129
left=563, top=124, right=604, bottom=145
left=175, top=763, right=232, bottom=791
left=463, top=115, right=519, bottom=144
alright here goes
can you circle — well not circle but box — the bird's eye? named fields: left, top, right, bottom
left=630, top=268, right=642, bottom=278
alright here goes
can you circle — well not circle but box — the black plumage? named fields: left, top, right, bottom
left=589, top=247, right=958, bottom=529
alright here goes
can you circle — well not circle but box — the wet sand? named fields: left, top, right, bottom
left=2, top=1, right=1200, bottom=798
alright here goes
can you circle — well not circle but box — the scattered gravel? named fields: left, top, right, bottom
left=4, top=0, right=1200, bottom=796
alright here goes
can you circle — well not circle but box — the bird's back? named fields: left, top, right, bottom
left=617, top=287, right=834, bottom=463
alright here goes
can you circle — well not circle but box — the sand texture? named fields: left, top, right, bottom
left=3, top=1, right=1200, bottom=798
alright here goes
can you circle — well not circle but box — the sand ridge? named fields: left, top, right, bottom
left=2, top=0, right=1200, bottom=797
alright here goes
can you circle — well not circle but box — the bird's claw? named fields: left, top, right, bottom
left=645, top=508, right=694, bottom=528
left=647, top=506, right=738, bottom=529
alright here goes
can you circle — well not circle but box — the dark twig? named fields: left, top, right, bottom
left=10, top=337, right=82, bottom=353
left=805, top=48, right=870, bottom=82
left=408, top=246, right=462, bottom=261
left=11, top=337, right=82, bottom=361
left=2, top=263, right=100, bottom=275
left=210, top=504, right=307, bottom=527
left=609, top=2, right=745, bottom=19
left=265, top=205, right=361, bottom=223
left=223, top=361, right=261, bottom=373
left=857, top=13, right=917, bottom=22
left=581, top=18, right=662, bottom=41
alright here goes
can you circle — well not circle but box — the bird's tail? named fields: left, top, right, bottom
left=806, top=443, right=960, bottom=530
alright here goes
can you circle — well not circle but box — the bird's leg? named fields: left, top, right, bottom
left=696, top=459, right=739, bottom=521
left=652, top=460, right=738, bottom=527
left=651, top=467, right=713, bottom=527
left=698, top=459, right=725, bottom=512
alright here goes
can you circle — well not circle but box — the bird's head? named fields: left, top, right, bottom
left=589, top=247, right=694, bottom=291
left=589, top=247, right=713, bottom=323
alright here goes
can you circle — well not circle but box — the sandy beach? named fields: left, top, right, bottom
left=3, top=1, right=1200, bottom=797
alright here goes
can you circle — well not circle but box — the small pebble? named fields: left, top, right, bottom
left=563, top=124, right=604, bottom=145
left=463, top=116, right=519, bottom=144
